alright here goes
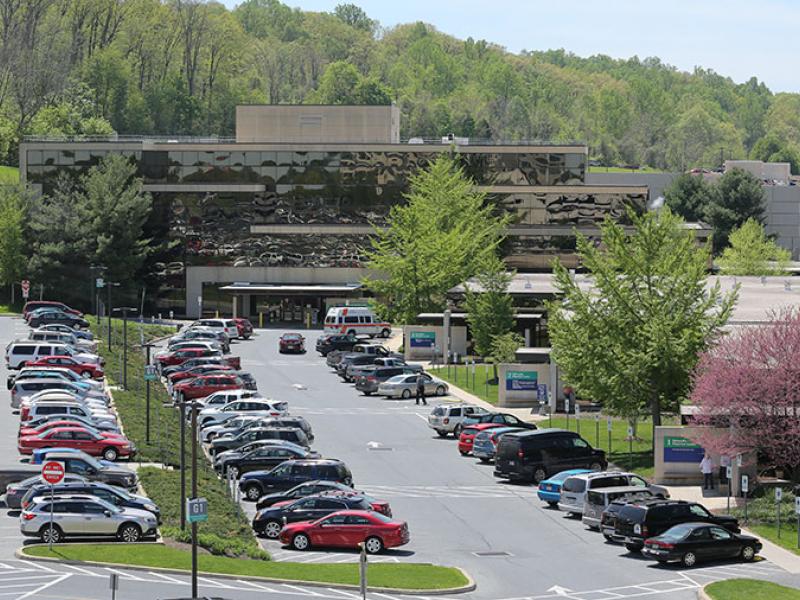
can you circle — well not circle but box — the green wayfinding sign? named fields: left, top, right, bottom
left=410, top=331, right=436, bottom=347
left=505, top=370, right=537, bottom=391
left=663, top=436, right=704, bottom=463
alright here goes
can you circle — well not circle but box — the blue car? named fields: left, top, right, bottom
left=31, top=447, right=115, bottom=467
left=472, top=426, right=523, bottom=462
left=537, top=469, right=592, bottom=507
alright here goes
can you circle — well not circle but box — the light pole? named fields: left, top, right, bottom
left=89, top=265, right=106, bottom=317
left=112, top=307, right=137, bottom=389
left=191, top=399, right=199, bottom=599
left=179, top=398, right=186, bottom=531
left=142, top=342, right=156, bottom=444
left=105, top=282, right=120, bottom=350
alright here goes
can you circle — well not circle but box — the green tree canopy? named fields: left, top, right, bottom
left=0, top=185, right=29, bottom=289
left=464, top=255, right=515, bottom=357
left=664, top=173, right=717, bottom=223
left=547, top=208, right=737, bottom=430
left=307, top=61, right=391, bottom=105
left=717, top=218, right=791, bottom=275
left=365, top=155, right=510, bottom=324
left=705, top=168, right=766, bottom=251
left=750, top=133, right=800, bottom=174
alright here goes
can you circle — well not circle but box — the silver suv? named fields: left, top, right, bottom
left=21, top=494, right=157, bottom=543
left=427, top=403, right=489, bottom=437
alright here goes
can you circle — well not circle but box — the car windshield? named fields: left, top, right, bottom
left=283, top=334, right=302, bottom=340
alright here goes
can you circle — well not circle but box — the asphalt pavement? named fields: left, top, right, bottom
left=0, top=318, right=798, bottom=600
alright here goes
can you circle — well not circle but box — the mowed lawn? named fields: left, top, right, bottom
left=0, top=165, right=19, bottom=183
left=705, top=578, right=800, bottom=599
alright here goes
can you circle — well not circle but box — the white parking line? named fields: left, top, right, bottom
left=16, top=573, right=70, bottom=600
left=282, top=583, right=326, bottom=596
left=59, top=564, right=97, bottom=576
left=235, top=579, right=280, bottom=592
left=105, top=567, right=144, bottom=581
left=198, top=575, right=233, bottom=588
left=147, top=571, right=185, bottom=584
left=15, top=560, right=55, bottom=573
left=325, top=588, right=361, bottom=599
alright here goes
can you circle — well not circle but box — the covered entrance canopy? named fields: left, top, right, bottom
left=218, top=282, right=365, bottom=325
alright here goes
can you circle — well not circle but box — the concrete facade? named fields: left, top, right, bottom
left=235, top=105, right=400, bottom=144
left=402, top=325, right=468, bottom=361
left=497, top=362, right=554, bottom=409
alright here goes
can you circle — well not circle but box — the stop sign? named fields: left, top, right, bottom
left=41, top=461, right=65, bottom=485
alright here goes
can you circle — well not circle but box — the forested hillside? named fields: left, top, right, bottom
left=1, top=0, right=799, bottom=171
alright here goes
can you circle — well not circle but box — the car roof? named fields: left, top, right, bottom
left=587, top=486, right=654, bottom=495
left=565, top=471, right=627, bottom=481
left=508, top=428, right=572, bottom=438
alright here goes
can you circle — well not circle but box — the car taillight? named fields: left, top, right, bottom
left=21, top=500, right=30, bottom=509
left=443, top=418, right=449, bottom=424
left=650, top=540, right=674, bottom=549
left=517, top=450, right=524, bottom=459
left=367, top=376, right=376, bottom=382
left=22, top=512, right=35, bottom=520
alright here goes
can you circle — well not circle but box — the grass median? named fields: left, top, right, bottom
left=731, top=493, right=800, bottom=556
left=23, top=544, right=470, bottom=590
left=704, top=578, right=800, bottom=599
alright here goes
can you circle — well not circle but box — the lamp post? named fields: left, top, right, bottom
left=112, top=307, right=137, bottom=389
left=191, top=399, right=199, bottom=599
left=89, top=265, right=106, bottom=317
left=142, top=342, right=156, bottom=443
left=105, top=282, right=120, bottom=350
left=179, top=398, right=186, bottom=531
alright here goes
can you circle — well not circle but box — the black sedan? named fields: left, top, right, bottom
left=216, top=444, right=319, bottom=477
left=28, top=310, right=89, bottom=329
left=253, top=494, right=373, bottom=538
left=642, top=522, right=762, bottom=567
left=256, top=480, right=362, bottom=510
left=315, top=333, right=359, bottom=356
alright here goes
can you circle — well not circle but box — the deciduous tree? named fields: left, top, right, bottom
left=717, top=218, right=791, bottom=276
left=465, top=255, right=515, bottom=357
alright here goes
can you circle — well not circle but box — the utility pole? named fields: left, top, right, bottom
left=179, top=399, right=186, bottom=531
left=191, top=401, right=198, bottom=599
left=105, top=281, right=120, bottom=350
left=112, top=307, right=137, bottom=389
left=142, top=342, right=156, bottom=443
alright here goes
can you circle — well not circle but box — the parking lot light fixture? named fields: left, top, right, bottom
left=112, top=306, right=138, bottom=388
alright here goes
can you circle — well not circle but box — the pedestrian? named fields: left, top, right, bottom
left=415, top=372, right=427, bottom=406
left=700, top=453, right=714, bottom=490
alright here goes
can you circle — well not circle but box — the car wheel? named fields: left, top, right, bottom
left=401, top=389, right=411, bottom=399
left=292, top=533, right=311, bottom=551
left=347, top=330, right=356, bottom=336
left=454, top=424, right=463, bottom=436
left=435, top=430, right=448, bottom=438
left=365, top=536, right=384, bottom=554
left=118, top=523, right=142, bottom=543
left=39, top=524, right=63, bottom=544
left=603, top=534, right=614, bottom=542
left=459, top=450, right=469, bottom=456
left=263, top=520, right=283, bottom=539
left=102, top=447, right=119, bottom=462
left=363, top=391, right=372, bottom=396
left=478, top=457, right=490, bottom=464
left=741, top=545, right=756, bottom=561
left=435, top=386, right=446, bottom=396
left=625, top=543, right=643, bottom=553
left=533, top=467, right=547, bottom=484
left=547, top=501, right=558, bottom=508
left=589, top=462, right=603, bottom=471
left=245, top=484, right=262, bottom=501
left=381, top=328, right=391, bottom=338
left=80, top=371, right=92, bottom=379
left=682, top=551, right=697, bottom=567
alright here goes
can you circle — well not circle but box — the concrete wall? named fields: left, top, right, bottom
left=586, top=172, right=676, bottom=201
left=497, top=363, right=552, bottom=409
left=235, top=105, right=400, bottom=144
left=402, top=325, right=468, bottom=360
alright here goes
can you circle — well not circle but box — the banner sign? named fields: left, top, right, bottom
left=663, top=436, right=705, bottom=463
left=409, top=331, right=436, bottom=348
left=505, top=370, right=537, bottom=391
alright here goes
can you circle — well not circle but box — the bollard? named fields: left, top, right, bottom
left=259, top=312, right=264, bottom=328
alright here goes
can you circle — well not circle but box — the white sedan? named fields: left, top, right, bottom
left=377, top=373, right=449, bottom=399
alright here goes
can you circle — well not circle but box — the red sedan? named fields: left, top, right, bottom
left=167, top=364, right=233, bottom=384
left=458, top=423, right=505, bottom=455
left=173, top=373, right=242, bottom=401
left=18, top=420, right=125, bottom=439
left=279, top=333, right=305, bottom=354
left=156, top=347, right=220, bottom=369
left=17, top=426, right=135, bottom=461
left=24, top=356, right=104, bottom=379
left=279, top=510, right=409, bottom=554
left=234, top=318, right=254, bottom=340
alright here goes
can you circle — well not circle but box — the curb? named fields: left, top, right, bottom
left=16, top=546, right=477, bottom=596
left=697, top=586, right=711, bottom=600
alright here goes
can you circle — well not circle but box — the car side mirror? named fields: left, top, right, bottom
left=103, top=510, right=111, bottom=517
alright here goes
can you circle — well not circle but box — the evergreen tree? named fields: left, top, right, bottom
left=465, top=255, right=515, bottom=357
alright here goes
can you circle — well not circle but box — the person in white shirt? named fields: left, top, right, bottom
left=700, top=454, right=714, bottom=490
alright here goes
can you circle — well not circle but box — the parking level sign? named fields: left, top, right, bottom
left=187, top=497, right=208, bottom=523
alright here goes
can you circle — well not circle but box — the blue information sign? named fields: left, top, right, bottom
left=409, top=331, right=436, bottom=348
left=506, top=370, right=538, bottom=391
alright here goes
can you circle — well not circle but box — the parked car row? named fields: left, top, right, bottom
left=4, top=301, right=162, bottom=545
left=146, top=327, right=411, bottom=555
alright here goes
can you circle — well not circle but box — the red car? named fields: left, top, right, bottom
left=25, top=356, right=104, bottom=379
left=167, top=364, right=234, bottom=384
left=172, top=373, right=242, bottom=401
left=234, top=318, right=254, bottom=340
left=17, top=426, right=135, bottom=461
left=18, top=420, right=124, bottom=439
left=279, top=333, right=305, bottom=354
left=458, top=423, right=505, bottom=455
left=272, top=491, right=392, bottom=517
left=156, top=347, right=220, bottom=368
left=279, top=510, right=409, bottom=554
left=23, top=301, right=82, bottom=319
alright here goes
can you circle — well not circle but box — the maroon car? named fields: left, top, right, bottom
left=279, top=333, right=305, bottom=354
left=234, top=318, right=254, bottom=340
left=167, top=364, right=234, bottom=384
left=172, top=373, right=242, bottom=401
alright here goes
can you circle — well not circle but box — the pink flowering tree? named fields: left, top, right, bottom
left=690, top=308, right=800, bottom=481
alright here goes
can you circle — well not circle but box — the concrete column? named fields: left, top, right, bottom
left=232, top=295, right=238, bottom=319
left=524, top=328, right=531, bottom=347
left=242, top=295, right=251, bottom=318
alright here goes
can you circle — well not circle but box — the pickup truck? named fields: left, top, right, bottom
left=346, top=357, right=408, bottom=381
left=326, top=343, right=395, bottom=369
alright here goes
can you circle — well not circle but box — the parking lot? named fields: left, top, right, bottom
left=0, top=316, right=799, bottom=600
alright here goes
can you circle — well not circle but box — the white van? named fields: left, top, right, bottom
left=324, top=307, right=391, bottom=338
left=29, top=330, right=98, bottom=353
left=5, top=341, right=102, bottom=369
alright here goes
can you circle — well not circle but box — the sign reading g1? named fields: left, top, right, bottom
left=186, top=497, right=208, bottom=523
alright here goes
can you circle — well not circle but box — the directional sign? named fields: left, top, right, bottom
left=21, top=279, right=30, bottom=299
left=41, top=461, right=65, bottom=485
left=627, top=426, right=634, bottom=437
left=741, top=475, right=749, bottom=494
left=726, top=465, right=732, bottom=479
left=736, top=454, right=743, bottom=467
left=607, top=417, right=613, bottom=432
left=775, top=488, right=783, bottom=502
left=575, top=404, right=581, bottom=417
left=96, top=278, right=105, bottom=289
left=144, top=365, right=158, bottom=381
left=186, top=497, right=208, bottom=523
left=795, top=496, right=800, bottom=515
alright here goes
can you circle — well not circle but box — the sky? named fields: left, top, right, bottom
left=220, top=0, right=800, bottom=93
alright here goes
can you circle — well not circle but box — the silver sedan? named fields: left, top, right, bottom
left=377, top=373, right=449, bottom=399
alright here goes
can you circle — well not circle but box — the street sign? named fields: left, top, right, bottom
left=627, top=426, right=634, bottom=437
left=186, top=497, right=208, bottom=523
left=21, top=279, right=29, bottom=299
left=736, top=454, right=743, bottom=467
left=144, top=365, right=158, bottom=381
left=607, top=417, right=613, bottom=432
left=575, top=404, right=581, bottom=417
left=795, top=496, right=800, bottom=515
left=741, top=475, right=749, bottom=493
left=726, top=465, right=732, bottom=479
left=776, top=488, right=783, bottom=502
left=96, top=278, right=104, bottom=289
left=41, top=461, right=65, bottom=485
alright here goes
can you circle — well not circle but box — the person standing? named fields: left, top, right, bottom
left=415, top=372, right=427, bottom=406
left=700, top=453, right=714, bottom=490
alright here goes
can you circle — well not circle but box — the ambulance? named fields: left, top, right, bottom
left=323, top=307, right=392, bottom=338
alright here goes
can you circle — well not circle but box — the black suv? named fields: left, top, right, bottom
left=256, top=480, right=357, bottom=510
left=239, top=459, right=353, bottom=501
left=216, top=444, right=318, bottom=477
left=28, top=311, right=89, bottom=329
left=46, top=452, right=138, bottom=490
left=494, top=429, right=606, bottom=484
left=253, top=494, right=372, bottom=538
left=316, top=334, right=359, bottom=356
left=614, top=499, right=740, bottom=552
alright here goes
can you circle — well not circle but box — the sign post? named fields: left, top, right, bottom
left=726, top=464, right=732, bottom=512
left=21, top=279, right=30, bottom=300
left=41, top=461, right=65, bottom=549
left=564, top=396, right=570, bottom=430
left=741, top=475, right=749, bottom=523
left=358, top=542, right=368, bottom=600
left=575, top=403, right=581, bottom=435
left=595, top=413, right=600, bottom=448
left=795, top=495, right=800, bottom=550
left=627, top=425, right=634, bottom=470
left=109, top=573, right=118, bottom=600
left=607, top=417, right=613, bottom=453
left=776, top=487, right=783, bottom=538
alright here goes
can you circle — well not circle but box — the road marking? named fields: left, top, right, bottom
left=105, top=567, right=144, bottom=580
left=198, top=575, right=233, bottom=588
left=15, top=573, right=70, bottom=600
left=326, top=588, right=362, bottom=599
left=282, top=583, right=326, bottom=596
left=59, top=564, right=96, bottom=576
left=235, top=579, right=280, bottom=592
left=147, top=571, right=185, bottom=584
left=16, top=560, right=55, bottom=573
